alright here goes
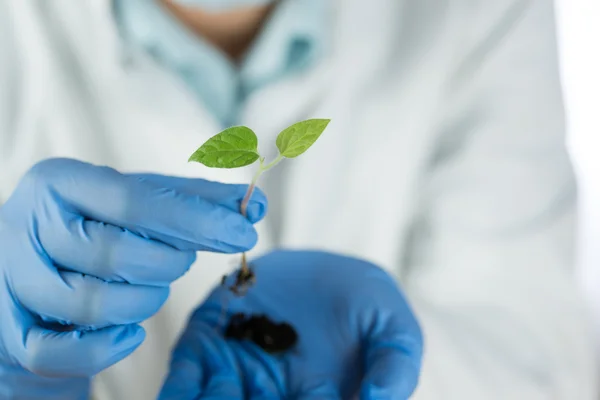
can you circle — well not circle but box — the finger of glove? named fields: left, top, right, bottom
left=158, top=322, right=242, bottom=400
left=40, top=216, right=196, bottom=286
left=128, top=174, right=268, bottom=224
left=360, top=338, right=422, bottom=400
left=158, top=354, right=204, bottom=400
left=294, top=381, right=341, bottom=400
left=359, top=282, right=423, bottom=400
left=231, top=340, right=282, bottom=398
left=0, top=367, right=90, bottom=400
left=19, top=269, right=168, bottom=329
left=29, top=158, right=258, bottom=252
left=15, top=323, right=145, bottom=377
left=200, top=377, right=245, bottom=399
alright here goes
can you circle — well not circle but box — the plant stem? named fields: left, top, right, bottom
left=238, top=154, right=284, bottom=274
left=261, top=153, right=284, bottom=172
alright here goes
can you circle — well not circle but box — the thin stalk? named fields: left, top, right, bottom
left=240, top=164, right=264, bottom=218
left=238, top=154, right=284, bottom=273
left=261, top=153, right=284, bottom=172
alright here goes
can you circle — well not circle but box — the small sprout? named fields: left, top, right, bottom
left=189, top=119, right=330, bottom=295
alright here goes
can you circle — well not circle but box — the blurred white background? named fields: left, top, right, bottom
left=555, top=0, right=600, bottom=337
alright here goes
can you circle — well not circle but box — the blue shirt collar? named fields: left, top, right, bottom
left=113, top=0, right=328, bottom=127
left=240, top=0, right=328, bottom=92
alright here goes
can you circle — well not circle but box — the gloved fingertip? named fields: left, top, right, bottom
left=202, top=376, right=244, bottom=398
left=360, top=378, right=419, bottom=400
left=246, top=201, right=267, bottom=223
left=295, top=381, right=341, bottom=400
left=116, top=324, right=146, bottom=348
left=229, top=222, right=259, bottom=252
left=204, top=208, right=258, bottom=253
left=240, top=186, right=267, bottom=223
left=360, top=383, right=393, bottom=400
left=19, top=324, right=146, bottom=377
left=95, top=325, right=146, bottom=372
left=361, top=349, right=421, bottom=400
left=129, top=324, right=147, bottom=342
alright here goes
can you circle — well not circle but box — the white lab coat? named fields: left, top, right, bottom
left=0, top=0, right=597, bottom=399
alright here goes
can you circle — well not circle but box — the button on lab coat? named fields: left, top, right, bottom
left=0, top=1, right=597, bottom=399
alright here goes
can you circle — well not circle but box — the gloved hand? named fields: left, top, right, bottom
left=0, top=158, right=267, bottom=399
left=159, top=250, right=423, bottom=399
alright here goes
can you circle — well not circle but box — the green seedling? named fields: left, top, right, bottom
left=189, top=118, right=330, bottom=295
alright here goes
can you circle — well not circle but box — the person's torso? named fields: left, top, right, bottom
left=0, top=1, right=459, bottom=398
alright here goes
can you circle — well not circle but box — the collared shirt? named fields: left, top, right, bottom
left=113, top=0, right=328, bottom=127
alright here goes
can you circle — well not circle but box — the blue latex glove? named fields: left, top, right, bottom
left=0, top=158, right=267, bottom=399
left=159, top=250, right=423, bottom=399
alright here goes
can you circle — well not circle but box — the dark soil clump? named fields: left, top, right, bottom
left=225, top=313, right=298, bottom=354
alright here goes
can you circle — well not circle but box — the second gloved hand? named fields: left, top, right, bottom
left=160, top=250, right=424, bottom=399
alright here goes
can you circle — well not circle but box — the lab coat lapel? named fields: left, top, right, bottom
left=237, top=0, right=399, bottom=258
left=82, top=0, right=251, bottom=182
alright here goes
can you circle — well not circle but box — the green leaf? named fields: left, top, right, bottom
left=276, top=119, right=330, bottom=158
left=188, top=126, right=260, bottom=168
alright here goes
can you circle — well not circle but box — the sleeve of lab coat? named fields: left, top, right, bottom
left=0, top=0, right=13, bottom=143
left=0, top=0, right=19, bottom=204
left=0, top=0, right=12, bottom=204
left=404, top=1, right=598, bottom=398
